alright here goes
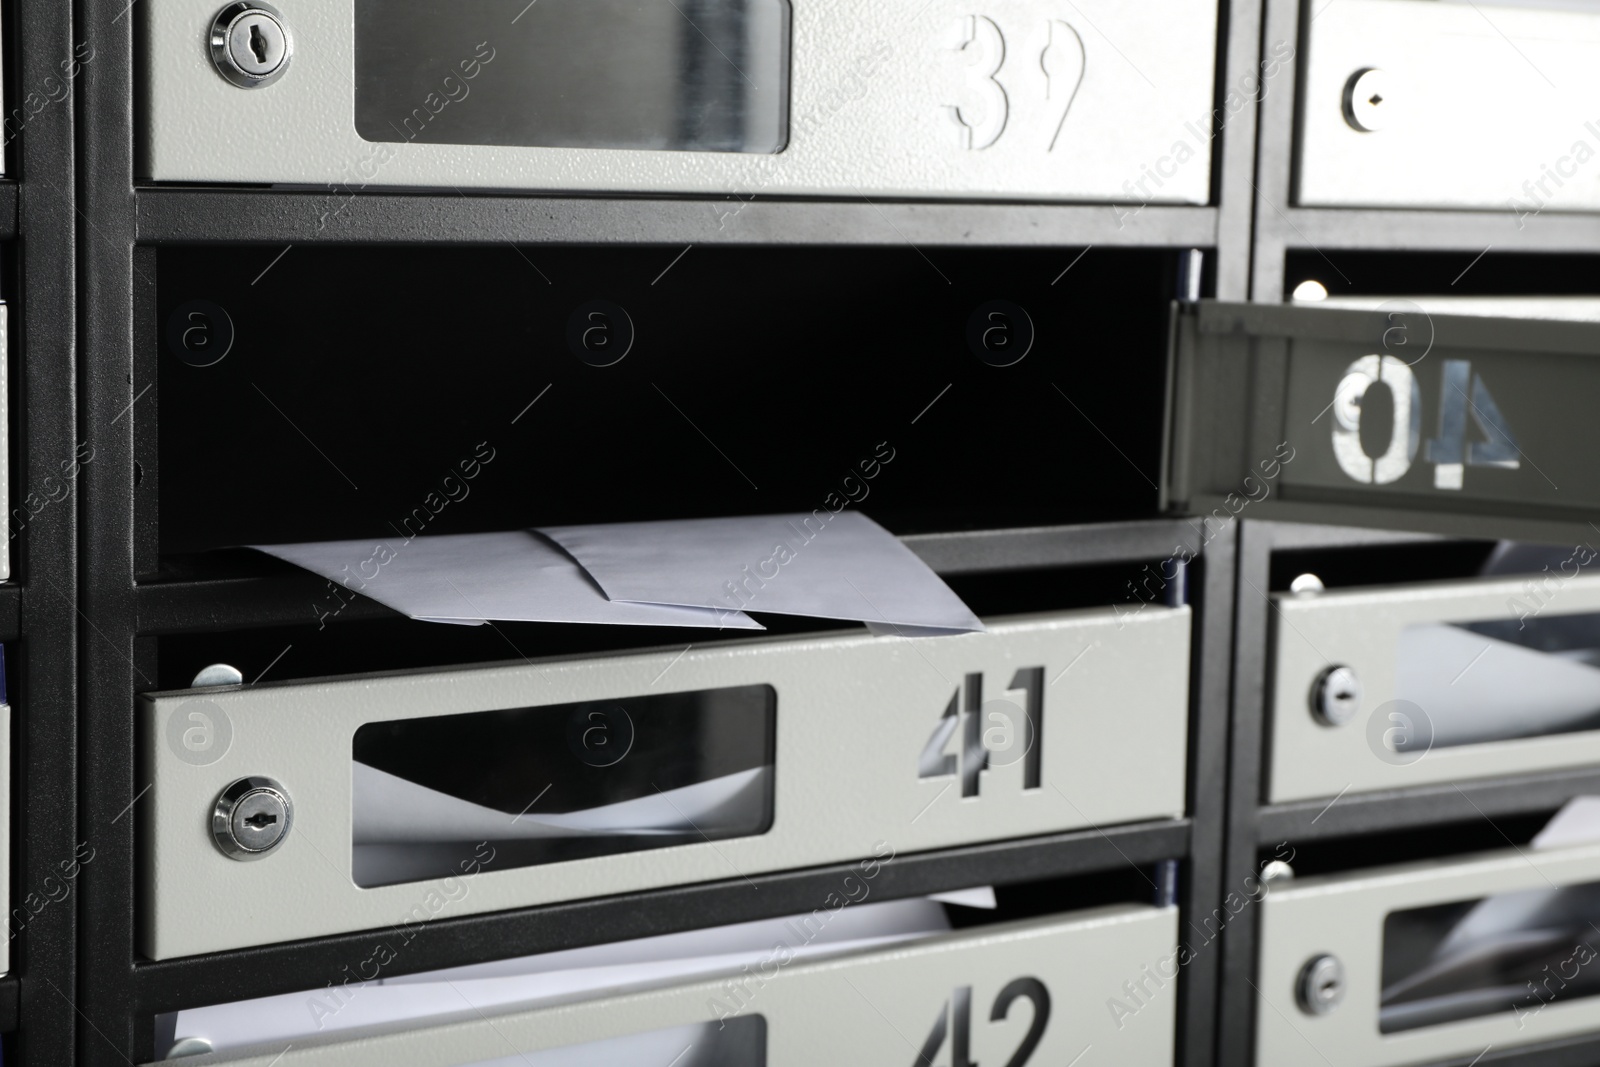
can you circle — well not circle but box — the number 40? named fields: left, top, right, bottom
left=1331, top=356, right=1519, bottom=489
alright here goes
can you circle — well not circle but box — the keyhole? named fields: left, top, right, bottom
left=1320, top=978, right=1338, bottom=999
left=1368, top=93, right=1383, bottom=107
left=244, top=812, right=277, bottom=829
left=249, top=23, right=270, bottom=64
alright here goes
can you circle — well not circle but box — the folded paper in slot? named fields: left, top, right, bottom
left=1380, top=797, right=1600, bottom=1033
left=253, top=530, right=761, bottom=629
left=1394, top=622, right=1600, bottom=750
left=158, top=895, right=960, bottom=1059
left=539, top=512, right=984, bottom=634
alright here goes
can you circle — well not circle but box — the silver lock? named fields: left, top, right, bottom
left=1289, top=572, right=1325, bottom=596
left=1297, top=954, right=1346, bottom=1015
left=190, top=663, right=243, bottom=688
left=209, top=2, right=293, bottom=89
left=212, top=776, right=293, bottom=860
left=1311, top=665, right=1361, bottom=727
left=1259, top=859, right=1295, bottom=887
left=166, top=1037, right=215, bottom=1059
left=1343, top=68, right=1391, bottom=133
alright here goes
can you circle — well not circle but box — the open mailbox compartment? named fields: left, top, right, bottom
left=134, top=243, right=1212, bottom=976
left=142, top=243, right=1193, bottom=574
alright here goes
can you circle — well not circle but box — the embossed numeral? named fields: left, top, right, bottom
left=945, top=15, right=1087, bottom=152
left=1042, top=20, right=1086, bottom=151
left=950, top=16, right=1009, bottom=150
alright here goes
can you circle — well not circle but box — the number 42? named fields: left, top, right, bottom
left=915, top=979, right=1051, bottom=1067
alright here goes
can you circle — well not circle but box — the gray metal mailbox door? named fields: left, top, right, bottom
left=1164, top=301, right=1600, bottom=546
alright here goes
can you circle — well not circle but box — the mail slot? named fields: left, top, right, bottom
left=1266, top=572, right=1600, bottom=803
left=1257, top=839, right=1600, bottom=1066
left=140, top=0, right=1218, bottom=201
left=139, top=607, right=1190, bottom=959
left=1163, top=300, right=1600, bottom=546
left=144, top=903, right=1178, bottom=1066
left=1296, top=0, right=1600, bottom=212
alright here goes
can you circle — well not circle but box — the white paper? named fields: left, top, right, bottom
left=1382, top=800, right=1600, bottom=1014
left=540, top=512, right=983, bottom=633
left=1416, top=793, right=1600, bottom=968
left=252, top=531, right=760, bottom=629
left=352, top=763, right=769, bottom=845
left=165, top=896, right=954, bottom=1057
left=928, top=885, right=998, bottom=909
left=1395, top=623, right=1600, bottom=748
left=1534, top=796, right=1600, bottom=851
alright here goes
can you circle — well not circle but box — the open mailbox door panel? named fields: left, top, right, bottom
left=1163, top=300, right=1600, bottom=545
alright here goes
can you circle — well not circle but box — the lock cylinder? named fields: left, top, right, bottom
left=209, top=2, right=294, bottom=88
left=212, top=776, right=293, bottom=860
left=1311, top=665, right=1362, bottom=727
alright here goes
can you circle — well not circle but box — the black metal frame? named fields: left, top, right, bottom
left=6, top=0, right=81, bottom=1061
left=46, top=0, right=1600, bottom=1062
left=63, top=0, right=1255, bottom=1061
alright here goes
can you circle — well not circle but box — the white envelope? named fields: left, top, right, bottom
left=253, top=531, right=760, bottom=629
left=539, top=512, right=983, bottom=634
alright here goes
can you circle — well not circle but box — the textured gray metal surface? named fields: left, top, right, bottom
left=1266, top=575, right=1600, bottom=802
left=140, top=608, right=1190, bottom=959
left=132, top=189, right=1221, bottom=247
left=141, top=0, right=1217, bottom=201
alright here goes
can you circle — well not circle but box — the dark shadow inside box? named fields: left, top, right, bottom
left=1264, top=812, right=1555, bottom=879
left=1269, top=541, right=1499, bottom=593
left=1284, top=249, right=1600, bottom=299
left=151, top=244, right=1186, bottom=558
